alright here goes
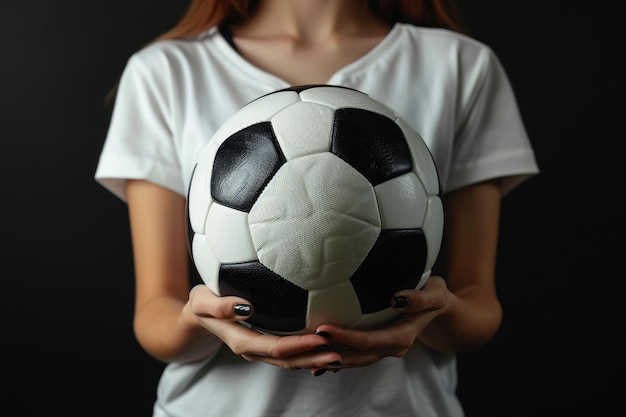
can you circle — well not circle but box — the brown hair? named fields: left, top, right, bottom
left=157, top=0, right=467, bottom=41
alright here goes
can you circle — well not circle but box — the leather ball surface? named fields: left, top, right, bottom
left=187, top=85, right=443, bottom=335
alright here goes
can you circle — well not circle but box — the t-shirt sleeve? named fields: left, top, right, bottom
left=94, top=50, right=183, bottom=202
left=447, top=46, right=539, bottom=195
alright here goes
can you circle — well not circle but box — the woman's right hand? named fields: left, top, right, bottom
left=187, top=285, right=343, bottom=371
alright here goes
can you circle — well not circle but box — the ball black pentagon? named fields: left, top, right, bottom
left=350, top=228, right=427, bottom=313
left=219, top=261, right=308, bottom=332
left=211, top=122, right=286, bottom=212
left=331, top=108, right=413, bottom=186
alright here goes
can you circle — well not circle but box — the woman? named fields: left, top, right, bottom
left=95, top=0, right=539, bottom=415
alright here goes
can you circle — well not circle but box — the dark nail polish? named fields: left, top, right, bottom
left=316, top=344, right=331, bottom=350
left=234, top=304, right=251, bottom=316
left=326, top=361, right=342, bottom=368
left=314, top=369, right=327, bottom=377
left=392, top=296, right=409, bottom=308
left=316, top=331, right=332, bottom=338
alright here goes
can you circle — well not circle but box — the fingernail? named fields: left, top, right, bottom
left=326, top=361, right=342, bottom=368
left=316, top=344, right=331, bottom=350
left=234, top=304, right=251, bottom=316
left=316, top=331, right=332, bottom=338
left=392, top=296, right=409, bottom=308
left=314, top=369, right=327, bottom=377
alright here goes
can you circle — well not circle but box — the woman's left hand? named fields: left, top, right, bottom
left=241, top=275, right=451, bottom=375
left=308, top=275, right=451, bottom=375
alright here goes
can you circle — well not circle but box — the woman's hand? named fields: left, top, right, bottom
left=188, top=285, right=344, bottom=371
left=306, top=276, right=452, bottom=376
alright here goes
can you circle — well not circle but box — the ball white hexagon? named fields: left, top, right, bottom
left=191, top=234, right=221, bottom=295
left=187, top=154, right=217, bottom=235
left=204, top=203, right=256, bottom=264
left=299, top=86, right=396, bottom=120
left=374, top=172, right=428, bottom=229
left=423, top=195, right=444, bottom=271
left=306, top=281, right=362, bottom=330
left=270, top=101, right=334, bottom=160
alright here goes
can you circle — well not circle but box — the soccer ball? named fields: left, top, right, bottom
left=187, top=84, right=443, bottom=335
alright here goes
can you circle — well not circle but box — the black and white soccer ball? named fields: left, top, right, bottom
left=187, top=85, right=443, bottom=335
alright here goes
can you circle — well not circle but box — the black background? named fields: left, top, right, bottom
left=1, top=1, right=624, bottom=416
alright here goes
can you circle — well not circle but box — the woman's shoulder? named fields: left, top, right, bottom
left=394, top=23, right=493, bottom=55
left=390, top=23, right=499, bottom=75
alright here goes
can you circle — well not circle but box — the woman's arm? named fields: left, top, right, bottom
left=127, top=179, right=222, bottom=363
left=416, top=179, right=503, bottom=352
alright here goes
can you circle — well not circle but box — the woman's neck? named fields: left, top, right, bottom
left=233, top=0, right=389, bottom=45
left=227, top=0, right=391, bottom=85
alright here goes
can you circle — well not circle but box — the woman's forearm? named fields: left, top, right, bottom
left=417, top=286, right=503, bottom=353
left=134, top=295, right=223, bottom=363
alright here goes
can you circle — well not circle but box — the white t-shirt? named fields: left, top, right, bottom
left=95, top=23, right=539, bottom=417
